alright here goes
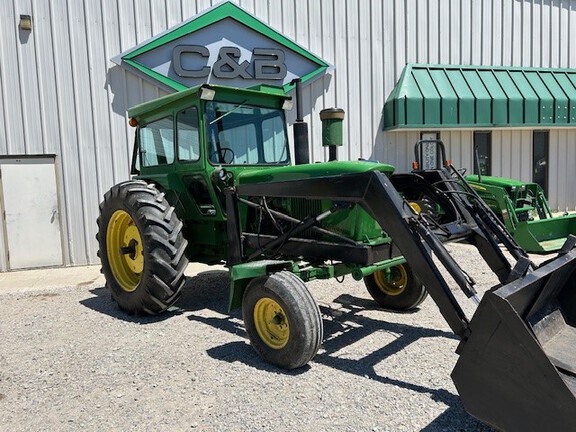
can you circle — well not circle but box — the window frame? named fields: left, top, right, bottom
left=473, top=131, right=492, bottom=176
left=138, top=115, right=175, bottom=168
left=176, top=106, right=201, bottom=163
left=532, top=130, right=549, bottom=196
left=204, top=101, right=290, bottom=166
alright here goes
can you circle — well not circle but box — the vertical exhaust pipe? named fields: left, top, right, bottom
left=291, top=78, right=309, bottom=165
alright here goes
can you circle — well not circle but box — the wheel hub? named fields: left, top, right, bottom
left=253, top=297, right=290, bottom=349
left=374, top=265, right=408, bottom=296
left=106, top=210, right=144, bottom=292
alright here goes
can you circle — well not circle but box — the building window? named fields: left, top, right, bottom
left=533, top=131, right=549, bottom=196
left=473, top=131, right=491, bottom=176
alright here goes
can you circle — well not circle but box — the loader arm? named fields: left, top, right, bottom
left=229, top=169, right=511, bottom=338
left=229, top=168, right=576, bottom=430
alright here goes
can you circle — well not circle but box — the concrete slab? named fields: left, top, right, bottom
left=0, top=262, right=227, bottom=295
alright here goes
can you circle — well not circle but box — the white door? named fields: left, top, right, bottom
left=0, top=158, right=63, bottom=269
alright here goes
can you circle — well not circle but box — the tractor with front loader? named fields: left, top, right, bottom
left=97, top=83, right=576, bottom=431
left=465, top=173, right=576, bottom=253
left=413, top=139, right=576, bottom=253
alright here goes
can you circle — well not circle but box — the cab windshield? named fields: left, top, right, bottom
left=205, top=101, right=289, bottom=165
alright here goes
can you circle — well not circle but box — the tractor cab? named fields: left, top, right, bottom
left=127, top=84, right=292, bottom=262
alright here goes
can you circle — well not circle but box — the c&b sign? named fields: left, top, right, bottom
left=113, top=1, right=331, bottom=91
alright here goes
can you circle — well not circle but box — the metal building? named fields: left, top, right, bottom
left=1, top=0, right=575, bottom=271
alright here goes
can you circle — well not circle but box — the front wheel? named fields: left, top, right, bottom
left=97, top=180, right=189, bottom=315
left=242, top=271, right=323, bottom=369
left=364, top=263, right=427, bottom=311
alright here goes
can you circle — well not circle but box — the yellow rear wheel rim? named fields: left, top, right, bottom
left=254, top=297, right=290, bottom=349
left=409, top=201, right=422, bottom=213
left=373, top=265, right=408, bottom=296
left=106, top=210, right=144, bottom=292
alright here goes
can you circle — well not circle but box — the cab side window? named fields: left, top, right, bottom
left=139, top=116, right=174, bottom=167
left=177, top=107, right=200, bottom=162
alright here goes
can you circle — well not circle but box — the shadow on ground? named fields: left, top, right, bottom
left=81, top=270, right=492, bottom=431
left=79, top=269, right=231, bottom=324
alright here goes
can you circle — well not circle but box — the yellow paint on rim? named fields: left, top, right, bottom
left=106, top=210, right=144, bottom=292
left=409, top=201, right=422, bottom=213
left=253, top=297, right=290, bottom=349
left=373, top=265, right=408, bottom=296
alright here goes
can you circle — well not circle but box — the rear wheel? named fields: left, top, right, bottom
left=242, top=271, right=323, bottom=369
left=364, top=263, right=427, bottom=311
left=97, top=180, right=188, bottom=315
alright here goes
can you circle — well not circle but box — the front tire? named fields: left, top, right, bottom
left=242, top=271, right=323, bottom=369
left=97, top=180, right=189, bottom=315
left=364, top=263, right=427, bottom=311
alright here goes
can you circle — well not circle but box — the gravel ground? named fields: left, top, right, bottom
left=0, top=243, right=525, bottom=432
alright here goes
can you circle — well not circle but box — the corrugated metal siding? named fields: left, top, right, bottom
left=1, top=0, right=576, bottom=270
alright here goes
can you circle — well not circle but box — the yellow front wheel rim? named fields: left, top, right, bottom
left=106, top=210, right=144, bottom=292
left=373, top=265, right=408, bottom=296
left=253, top=297, right=290, bottom=349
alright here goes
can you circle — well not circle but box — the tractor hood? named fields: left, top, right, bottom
left=236, top=160, right=395, bottom=185
left=465, top=175, right=530, bottom=188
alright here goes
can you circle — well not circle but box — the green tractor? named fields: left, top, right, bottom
left=97, top=83, right=576, bottom=430
left=465, top=174, right=576, bottom=253
left=97, top=84, right=422, bottom=365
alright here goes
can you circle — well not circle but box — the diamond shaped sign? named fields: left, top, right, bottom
left=113, top=1, right=333, bottom=91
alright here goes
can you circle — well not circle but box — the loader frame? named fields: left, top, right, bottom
left=99, top=86, right=576, bottom=431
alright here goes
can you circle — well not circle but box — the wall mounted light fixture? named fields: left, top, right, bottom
left=19, top=15, right=32, bottom=31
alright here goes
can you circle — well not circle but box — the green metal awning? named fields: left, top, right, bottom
left=384, top=64, right=576, bottom=131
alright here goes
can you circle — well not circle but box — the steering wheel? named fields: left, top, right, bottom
left=211, top=147, right=235, bottom=164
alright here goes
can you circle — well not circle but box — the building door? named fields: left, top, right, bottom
left=0, top=157, right=63, bottom=270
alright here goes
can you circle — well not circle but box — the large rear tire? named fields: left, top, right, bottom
left=242, top=271, right=323, bottom=369
left=364, top=263, right=427, bottom=311
left=97, top=180, right=188, bottom=315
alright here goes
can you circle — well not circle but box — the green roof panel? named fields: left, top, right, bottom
left=521, top=71, right=554, bottom=123
left=384, top=64, right=576, bottom=130
left=540, top=72, right=569, bottom=124
left=508, top=71, right=540, bottom=124
left=478, top=70, right=508, bottom=125
left=412, top=68, right=440, bottom=125
left=555, top=73, right=576, bottom=122
left=445, top=70, right=475, bottom=124
left=461, top=69, right=492, bottom=125
left=429, top=68, right=458, bottom=125
left=493, top=71, right=524, bottom=125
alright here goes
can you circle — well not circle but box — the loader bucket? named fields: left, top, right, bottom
left=514, top=214, right=576, bottom=253
left=452, top=247, right=576, bottom=431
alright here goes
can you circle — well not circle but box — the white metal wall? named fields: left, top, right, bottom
left=1, top=0, right=576, bottom=269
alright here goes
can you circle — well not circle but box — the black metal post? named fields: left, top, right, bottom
left=291, top=78, right=309, bottom=165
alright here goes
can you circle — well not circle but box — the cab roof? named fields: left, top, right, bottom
left=128, top=84, right=290, bottom=119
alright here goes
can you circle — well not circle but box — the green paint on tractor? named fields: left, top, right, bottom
left=466, top=174, right=576, bottom=253
left=97, top=87, right=576, bottom=429
left=126, top=83, right=397, bottom=301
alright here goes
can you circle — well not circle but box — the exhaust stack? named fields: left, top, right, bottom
left=292, top=78, right=309, bottom=165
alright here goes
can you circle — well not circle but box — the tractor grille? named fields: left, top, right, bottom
left=290, top=198, right=323, bottom=240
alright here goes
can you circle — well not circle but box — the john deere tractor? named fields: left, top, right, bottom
left=465, top=174, right=576, bottom=253
left=97, top=83, right=576, bottom=431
